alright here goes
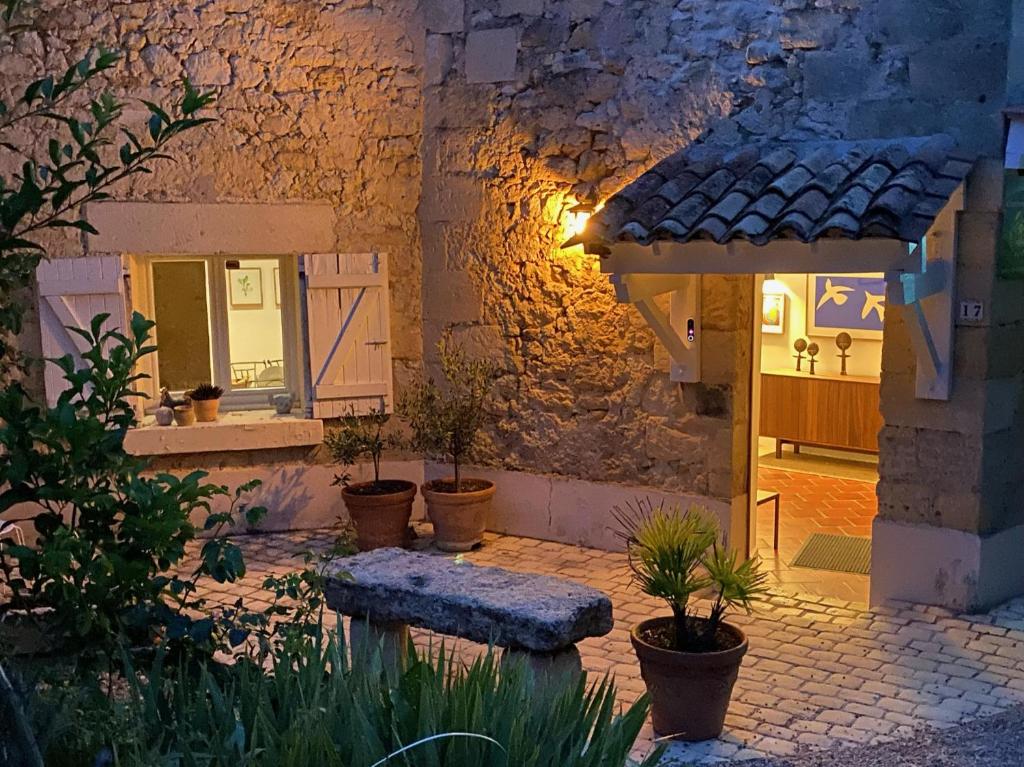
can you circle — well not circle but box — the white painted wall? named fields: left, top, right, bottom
left=760, top=273, right=882, bottom=379
left=426, top=463, right=733, bottom=553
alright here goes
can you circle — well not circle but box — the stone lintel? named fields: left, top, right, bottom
left=86, top=201, right=337, bottom=255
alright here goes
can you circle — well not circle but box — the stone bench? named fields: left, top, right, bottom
left=325, top=548, right=614, bottom=676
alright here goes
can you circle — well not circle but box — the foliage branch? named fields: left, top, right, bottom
left=0, top=0, right=214, bottom=385
left=614, top=499, right=768, bottom=652
left=324, top=407, right=403, bottom=487
left=0, top=314, right=271, bottom=656
left=399, top=336, right=493, bottom=492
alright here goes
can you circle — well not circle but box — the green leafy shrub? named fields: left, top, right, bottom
left=324, top=407, right=399, bottom=488
left=0, top=0, right=214, bottom=385
left=399, top=336, right=493, bottom=492
left=21, top=626, right=660, bottom=767
left=614, top=499, right=768, bottom=652
left=0, top=314, right=267, bottom=657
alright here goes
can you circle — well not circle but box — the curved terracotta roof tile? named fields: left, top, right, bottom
left=573, top=135, right=973, bottom=255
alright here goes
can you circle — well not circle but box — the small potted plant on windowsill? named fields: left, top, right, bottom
left=400, top=336, right=495, bottom=552
left=325, top=408, right=415, bottom=551
left=172, top=398, right=195, bottom=426
left=615, top=499, right=768, bottom=742
left=188, top=383, right=224, bottom=422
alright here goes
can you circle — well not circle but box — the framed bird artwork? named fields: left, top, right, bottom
left=807, top=274, right=885, bottom=340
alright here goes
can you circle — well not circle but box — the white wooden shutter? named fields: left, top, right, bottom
left=304, top=253, right=393, bottom=418
left=36, top=256, right=129, bottom=406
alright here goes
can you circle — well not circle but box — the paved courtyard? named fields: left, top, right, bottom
left=193, top=529, right=1024, bottom=764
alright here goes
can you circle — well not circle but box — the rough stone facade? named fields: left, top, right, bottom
left=3, top=0, right=426, bottom=393
left=3, top=1, right=1020, bottom=578
left=418, top=0, right=1012, bottom=511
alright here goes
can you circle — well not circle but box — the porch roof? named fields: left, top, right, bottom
left=571, top=135, right=974, bottom=256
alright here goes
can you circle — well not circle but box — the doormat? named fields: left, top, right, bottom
left=791, top=533, right=871, bottom=575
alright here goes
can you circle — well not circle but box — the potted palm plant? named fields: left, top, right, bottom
left=400, top=336, right=494, bottom=552
left=188, top=383, right=223, bottom=422
left=614, top=499, right=767, bottom=741
left=325, top=408, right=415, bottom=551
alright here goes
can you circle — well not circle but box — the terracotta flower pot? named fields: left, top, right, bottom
left=193, top=398, right=221, bottom=422
left=342, top=480, right=417, bottom=551
left=630, top=616, right=748, bottom=741
left=172, top=405, right=195, bottom=427
left=422, top=478, right=495, bottom=552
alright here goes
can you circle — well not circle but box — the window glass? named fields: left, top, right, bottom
left=224, top=258, right=286, bottom=390
left=151, top=260, right=212, bottom=391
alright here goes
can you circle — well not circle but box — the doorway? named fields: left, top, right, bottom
left=750, top=273, right=883, bottom=603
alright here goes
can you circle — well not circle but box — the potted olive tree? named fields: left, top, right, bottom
left=325, top=408, right=415, bottom=551
left=614, top=499, right=767, bottom=741
left=188, top=383, right=224, bottom=422
left=400, top=337, right=494, bottom=552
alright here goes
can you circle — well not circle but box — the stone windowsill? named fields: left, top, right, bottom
left=124, top=410, right=324, bottom=457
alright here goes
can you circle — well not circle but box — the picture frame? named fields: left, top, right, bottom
left=807, top=273, right=885, bottom=341
left=229, top=267, right=264, bottom=308
left=273, top=267, right=281, bottom=307
left=761, top=292, right=786, bottom=335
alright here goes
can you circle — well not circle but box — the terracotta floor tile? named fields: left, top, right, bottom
left=756, top=465, right=877, bottom=604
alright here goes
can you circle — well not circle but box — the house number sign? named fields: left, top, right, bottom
left=959, top=300, right=984, bottom=323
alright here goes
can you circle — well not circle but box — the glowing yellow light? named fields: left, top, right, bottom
left=763, top=273, right=787, bottom=295
left=566, top=203, right=593, bottom=239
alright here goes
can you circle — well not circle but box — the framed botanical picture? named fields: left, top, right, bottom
left=761, top=292, right=786, bottom=335
left=807, top=273, right=885, bottom=340
left=273, top=267, right=281, bottom=307
left=229, top=267, right=263, bottom=308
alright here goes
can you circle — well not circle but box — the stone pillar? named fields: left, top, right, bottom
left=699, top=274, right=756, bottom=554
left=872, top=160, right=1024, bottom=610
left=501, top=645, right=584, bottom=685
left=349, top=618, right=411, bottom=670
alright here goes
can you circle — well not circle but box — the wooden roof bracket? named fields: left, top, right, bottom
left=886, top=185, right=965, bottom=401
left=610, top=272, right=701, bottom=382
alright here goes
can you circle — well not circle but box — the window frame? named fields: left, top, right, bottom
left=128, top=253, right=304, bottom=413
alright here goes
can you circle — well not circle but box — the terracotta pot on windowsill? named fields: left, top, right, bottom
left=193, top=398, right=221, bottom=422
left=630, top=616, right=748, bottom=741
left=421, top=478, right=495, bottom=552
left=172, top=404, right=195, bottom=427
left=342, top=480, right=417, bottom=551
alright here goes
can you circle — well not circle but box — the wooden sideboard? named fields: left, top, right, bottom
left=760, top=369, right=883, bottom=454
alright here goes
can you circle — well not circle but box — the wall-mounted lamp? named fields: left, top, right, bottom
left=763, top=273, right=787, bottom=295
left=566, top=202, right=595, bottom=240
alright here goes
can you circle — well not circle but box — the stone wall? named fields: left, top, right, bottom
left=3, top=0, right=1018, bottom=555
left=2, top=0, right=426, bottom=394
left=418, top=0, right=1012, bottom=511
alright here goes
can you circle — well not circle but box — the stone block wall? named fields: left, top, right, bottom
left=873, top=158, right=1024, bottom=609
left=3, top=0, right=1019, bottom=559
left=879, top=178, right=1024, bottom=539
left=1, top=0, right=427, bottom=393
left=418, top=0, right=1012, bottom=514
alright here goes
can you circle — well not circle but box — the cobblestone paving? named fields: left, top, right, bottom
left=192, top=530, right=1024, bottom=765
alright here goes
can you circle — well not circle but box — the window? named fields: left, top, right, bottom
left=132, top=255, right=301, bottom=410
left=37, top=244, right=395, bottom=424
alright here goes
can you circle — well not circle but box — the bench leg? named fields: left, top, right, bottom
left=502, top=645, right=583, bottom=684
left=349, top=618, right=410, bottom=669
left=775, top=439, right=783, bottom=459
